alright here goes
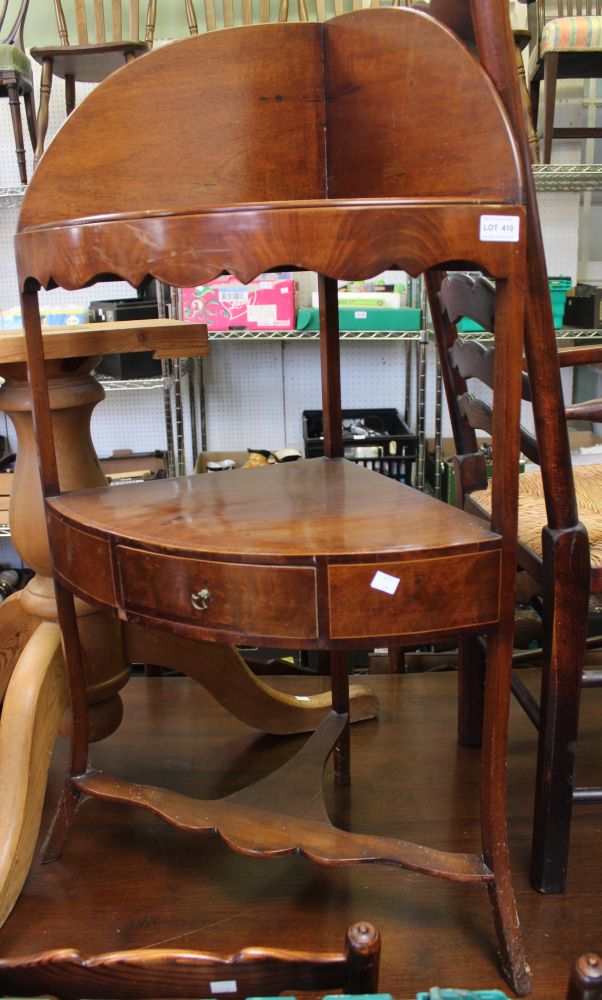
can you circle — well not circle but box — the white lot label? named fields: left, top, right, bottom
left=210, top=982, right=237, bottom=994
left=479, top=214, right=520, bottom=242
left=370, top=570, right=400, bottom=596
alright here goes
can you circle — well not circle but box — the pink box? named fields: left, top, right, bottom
left=182, top=276, right=296, bottom=331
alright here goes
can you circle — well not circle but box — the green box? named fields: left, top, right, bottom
left=456, top=276, right=571, bottom=332
left=296, top=306, right=422, bottom=332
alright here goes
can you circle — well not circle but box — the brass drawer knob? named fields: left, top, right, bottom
left=191, top=587, right=212, bottom=611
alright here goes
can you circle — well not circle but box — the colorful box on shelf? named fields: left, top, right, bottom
left=296, top=307, right=422, bottom=332
left=311, top=290, right=403, bottom=309
left=0, top=305, right=87, bottom=329
left=457, top=276, right=571, bottom=332
left=182, top=275, right=296, bottom=331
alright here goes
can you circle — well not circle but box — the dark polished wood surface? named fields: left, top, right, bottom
left=45, top=460, right=504, bottom=650
left=50, top=460, right=500, bottom=560
left=1, top=673, right=599, bottom=999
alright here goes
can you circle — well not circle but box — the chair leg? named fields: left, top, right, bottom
left=34, top=57, right=54, bottom=168
left=65, top=74, right=75, bottom=116
left=530, top=524, right=590, bottom=893
left=330, top=649, right=351, bottom=786
left=6, top=80, right=27, bottom=184
left=480, top=630, right=531, bottom=997
left=40, top=580, right=90, bottom=863
left=542, top=52, right=559, bottom=163
left=23, top=89, right=37, bottom=154
left=457, top=634, right=485, bottom=747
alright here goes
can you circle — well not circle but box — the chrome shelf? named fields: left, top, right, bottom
left=533, top=164, right=602, bottom=192
left=208, top=328, right=424, bottom=341
left=97, top=375, right=169, bottom=392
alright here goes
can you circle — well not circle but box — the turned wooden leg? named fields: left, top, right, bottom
left=0, top=357, right=131, bottom=890
left=34, top=57, right=53, bottom=168
left=6, top=79, right=27, bottom=184
left=23, top=88, right=37, bottom=153
left=0, top=359, right=131, bottom=745
left=542, top=52, right=559, bottom=164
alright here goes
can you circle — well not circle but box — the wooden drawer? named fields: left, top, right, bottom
left=328, top=549, right=500, bottom=640
left=117, top=546, right=318, bottom=641
left=49, top=515, right=117, bottom=607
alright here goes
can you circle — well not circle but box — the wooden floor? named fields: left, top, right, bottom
left=0, top=670, right=600, bottom=999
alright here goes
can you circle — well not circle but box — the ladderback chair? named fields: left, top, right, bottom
left=430, top=271, right=601, bottom=895
left=0, top=923, right=381, bottom=999
left=16, top=4, right=532, bottom=993
left=519, top=0, right=602, bottom=161
left=30, top=0, right=158, bottom=165
left=0, top=0, right=35, bottom=183
left=0, top=923, right=379, bottom=999
left=423, top=0, right=595, bottom=896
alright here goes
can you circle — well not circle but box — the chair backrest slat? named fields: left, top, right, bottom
left=54, top=1, right=157, bottom=45
left=187, top=0, right=308, bottom=30
left=95, top=0, right=106, bottom=40
left=72, top=0, right=88, bottom=45
left=552, top=0, right=602, bottom=14
left=129, top=0, right=138, bottom=40
left=203, top=0, right=216, bottom=30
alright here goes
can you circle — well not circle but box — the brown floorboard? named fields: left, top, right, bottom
left=0, top=670, right=600, bottom=998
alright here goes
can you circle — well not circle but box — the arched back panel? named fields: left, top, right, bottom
left=18, top=9, right=521, bottom=228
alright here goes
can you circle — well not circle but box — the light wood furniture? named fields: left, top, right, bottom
left=519, top=0, right=602, bottom=162
left=16, top=5, right=531, bottom=992
left=183, top=0, right=308, bottom=33
left=0, top=0, right=36, bottom=182
left=0, top=922, right=380, bottom=999
left=30, top=0, right=158, bottom=165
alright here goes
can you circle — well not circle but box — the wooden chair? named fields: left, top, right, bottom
left=566, top=953, right=602, bottom=1000
left=30, top=0, right=158, bottom=166
left=16, top=4, right=531, bottom=993
left=182, top=0, right=308, bottom=33
left=430, top=272, right=602, bottom=896
left=0, top=0, right=36, bottom=183
left=0, top=922, right=380, bottom=999
left=518, top=0, right=602, bottom=162
left=421, top=0, right=599, bottom=897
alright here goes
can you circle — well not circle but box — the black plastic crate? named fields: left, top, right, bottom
left=302, top=408, right=416, bottom=483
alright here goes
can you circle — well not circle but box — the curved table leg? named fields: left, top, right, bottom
left=0, top=591, right=34, bottom=704
left=0, top=622, right=67, bottom=929
left=124, top=623, right=378, bottom=735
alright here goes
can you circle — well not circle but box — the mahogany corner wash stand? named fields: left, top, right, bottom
left=16, top=8, right=530, bottom=994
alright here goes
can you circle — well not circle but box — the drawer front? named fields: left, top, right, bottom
left=117, top=546, right=318, bottom=640
left=328, top=549, right=500, bottom=640
left=49, top=514, right=116, bottom=607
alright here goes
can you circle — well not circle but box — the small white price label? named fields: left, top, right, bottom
left=210, top=982, right=237, bottom=994
left=370, top=570, right=400, bottom=596
left=479, top=214, right=520, bottom=243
